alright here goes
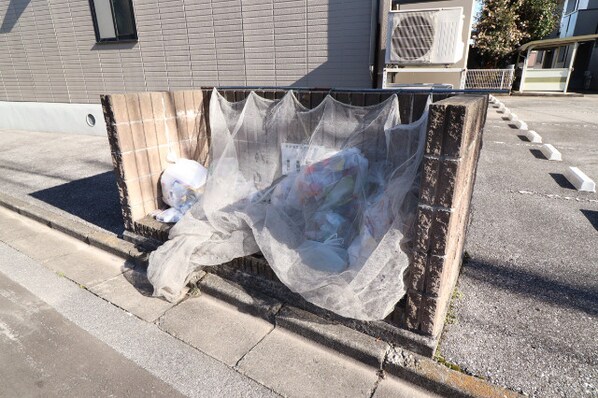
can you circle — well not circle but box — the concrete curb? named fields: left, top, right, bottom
left=210, top=262, right=438, bottom=356
left=275, top=305, right=389, bottom=369
left=0, top=193, right=521, bottom=397
left=0, top=192, right=148, bottom=266
left=199, top=273, right=521, bottom=398
left=384, top=347, right=521, bottom=398
left=197, top=272, right=283, bottom=322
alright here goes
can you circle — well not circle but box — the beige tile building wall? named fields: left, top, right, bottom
left=0, top=0, right=374, bottom=105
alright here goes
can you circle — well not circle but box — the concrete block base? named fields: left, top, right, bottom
left=564, top=167, right=596, bottom=192
left=540, top=144, right=562, bottom=161
left=524, top=130, right=542, bottom=143
left=514, top=119, right=528, bottom=130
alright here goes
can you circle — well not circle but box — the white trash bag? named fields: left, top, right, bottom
left=156, top=159, right=208, bottom=223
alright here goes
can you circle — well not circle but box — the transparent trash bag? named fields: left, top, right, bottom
left=148, top=89, right=429, bottom=320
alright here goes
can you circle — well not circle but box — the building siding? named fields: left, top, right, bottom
left=0, top=0, right=373, bottom=104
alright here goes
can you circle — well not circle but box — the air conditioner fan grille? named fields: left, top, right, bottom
left=391, top=14, right=435, bottom=61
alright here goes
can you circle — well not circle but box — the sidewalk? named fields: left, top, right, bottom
left=0, top=205, right=443, bottom=398
left=438, top=96, right=598, bottom=397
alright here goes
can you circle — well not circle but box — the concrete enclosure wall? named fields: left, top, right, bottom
left=101, top=90, right=210, bottom=230
left=102, top=88, right=488, bottom=348
left=405, top=95, right=488, bottom=339
left=0, top=0, right=374, bottom=106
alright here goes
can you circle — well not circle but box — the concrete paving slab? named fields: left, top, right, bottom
left=275, top=305, right=388, bottom=369
left=41, top=247, right=134, bottom=288
left=0, top=271, right=185, bottom=397
left=90, top=268, right=180, bottom=322
left=0, top=209, right=41, bottom=243
left=159, top=295, right=275, bottom=366
left=7, top=228, right=89, bottom=262
left=198, top=272, right=283, bottom=321
left=373, top=375, right=441, bottom=398
left=0, top=242, right=280, bottom=398
left=237, top=328, right=379, bottom=398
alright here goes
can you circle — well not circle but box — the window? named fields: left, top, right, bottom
left=89, top=0, right=137, bottom=42
left=533, top=50, right=544, bottom=68
left=564, top=0, right=577, bottom=14
left=557, top=46, right=568, bottom=63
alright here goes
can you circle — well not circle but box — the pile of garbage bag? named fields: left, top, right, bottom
left=148, top=89, right=429, bottom=321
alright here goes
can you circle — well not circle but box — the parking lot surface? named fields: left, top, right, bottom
left=439, top=95, right=598, bottom=397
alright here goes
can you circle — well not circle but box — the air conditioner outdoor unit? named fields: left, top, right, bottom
left=386, top=8, right=465, bottom=65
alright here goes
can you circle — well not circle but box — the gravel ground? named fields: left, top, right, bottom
left=439, top=95, right=598, bottom=397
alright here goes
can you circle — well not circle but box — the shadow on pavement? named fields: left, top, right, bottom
left=123, top=267, right=154, bottom=297
left=580, top=209, right=598, bottom=232
left=29, top=171, right=124, bottom=235
left=549, top=173, right=576, bottom=189
left=529, top=149, right=546, bottom=160
left=516, top=134, right=530, bottom=142
left=464, top=259, right=598, bottom=317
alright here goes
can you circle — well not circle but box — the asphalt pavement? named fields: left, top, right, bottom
left=439, top=95, right=598, bottom=397
left=0, top=269, right=185, bottom=397
left=0, top=130, right=122, bottom=234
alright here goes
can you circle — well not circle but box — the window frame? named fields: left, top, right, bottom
left=89, top=0, right=138, bottom=43
left=557, top=46, right=568, bottom=63
left=564, top=0, right=578, bottom=15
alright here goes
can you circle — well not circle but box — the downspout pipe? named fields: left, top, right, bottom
left=369, top=0, right=381, bottom=88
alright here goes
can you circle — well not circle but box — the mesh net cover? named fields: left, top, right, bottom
left=147, top=89, right=429, bottom=321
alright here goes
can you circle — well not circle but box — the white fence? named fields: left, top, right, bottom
left=522, top=68, right=568, bottom=92
left=465, top=69, right=515, bottom=90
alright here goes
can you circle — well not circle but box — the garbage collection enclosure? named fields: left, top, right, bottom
left=101, top=88, right=488, bottom=352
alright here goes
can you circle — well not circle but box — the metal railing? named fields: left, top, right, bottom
left=465, top=69, right=515, bottom=90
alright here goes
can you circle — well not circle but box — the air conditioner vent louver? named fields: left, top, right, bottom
left=386, top=8, right=464, bottom=65
left=392, top=13, right=435, bottom=62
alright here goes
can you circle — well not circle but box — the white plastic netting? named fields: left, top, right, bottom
left=147, top=89, right=429, bottom=321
